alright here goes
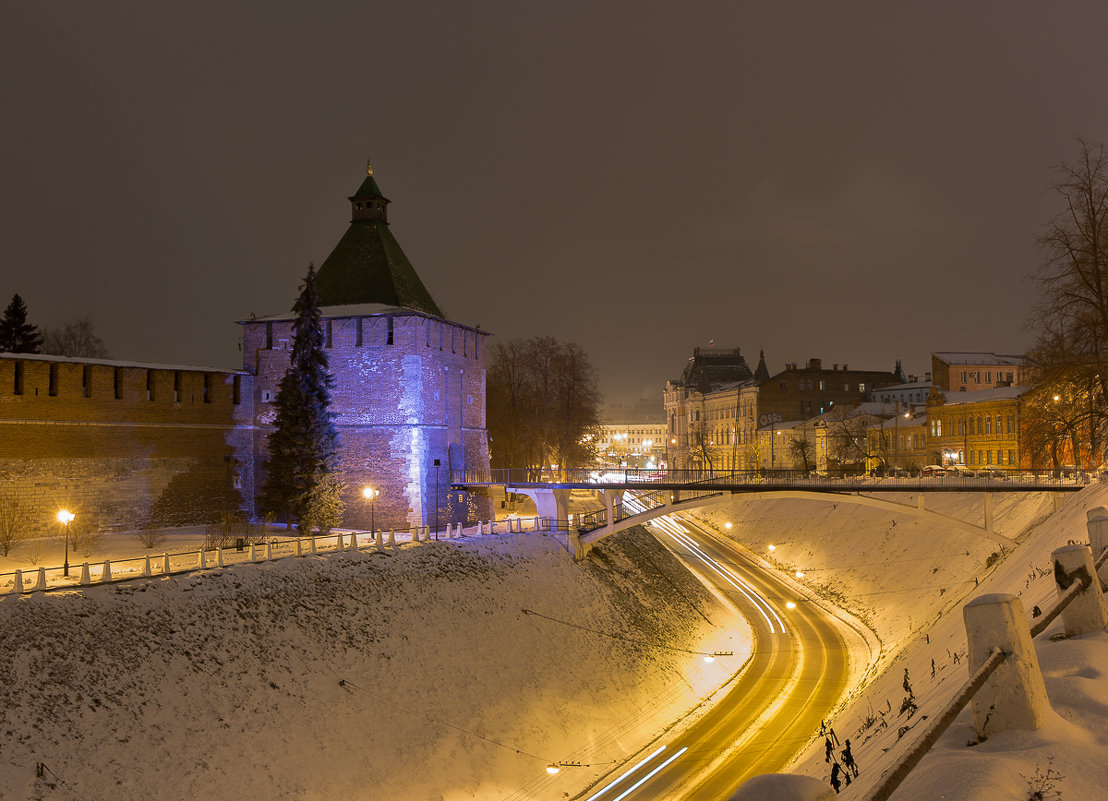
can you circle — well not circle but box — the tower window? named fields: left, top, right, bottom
left=82, top=365, right=91, bottom=398
left=146, top=370, right=155, bottom=401
left=326, top=320, right=333, bottom=348
left=14, top=362, right=23, bottom=395
left=174, top=372, right=181, bottom=403
left=386, top=315, right=394, bottom=345
left=114, top=368, right=123, bottom=400
left=233, top=375, right=241, bottom=405
left=265, top=321, right=273, bottom=349
left=48, top=363, right=58, bottom=396
left=355, top=317, right=363, bottom=347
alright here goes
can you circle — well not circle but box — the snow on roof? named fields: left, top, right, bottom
left=240, top=303, right=487, bottom=332
left=0, top=351, right=247, bottom=374
left=872, top=380, right=932, bottom=391
left=933, top=352, right=1025, bottom=366
left=935, top=385, right=1029, bottom=405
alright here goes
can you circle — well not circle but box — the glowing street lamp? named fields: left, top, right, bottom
left=362, top=486, right=379, bottom=534
left=57, top=509, right=75, bottom=577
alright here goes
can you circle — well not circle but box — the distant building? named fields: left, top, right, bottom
left=931, top=352, right=1025, bottom=392
left=925, top=386, right=1028, bottom=470
left=598, top=400, right=666, bottom=468
left=664, top=350, right=898, bottom=472
left=868, top=379, right=932, bottom=407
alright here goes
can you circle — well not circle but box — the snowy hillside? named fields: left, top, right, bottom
left=688, top=484, right=1108, bottom=800
left=0, top=528, right=744, bottom=801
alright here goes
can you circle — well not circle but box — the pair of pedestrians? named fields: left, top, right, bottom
left=827, top=734, right=858, bottom=794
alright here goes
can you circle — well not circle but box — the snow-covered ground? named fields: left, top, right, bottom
left=3, top=484, right=1107, bottom=801
left=0, top=526, right=746, bottom=801
left=689, top=484, right=1108, bottom=800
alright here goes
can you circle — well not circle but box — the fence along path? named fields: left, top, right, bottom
left=1, top=517, right=545, bottom=595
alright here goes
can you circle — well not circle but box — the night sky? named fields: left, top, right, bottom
left=3, top=2, right=1107, bottom=407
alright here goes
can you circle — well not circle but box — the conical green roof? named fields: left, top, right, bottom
left=313, top=165, right=443, bottom=317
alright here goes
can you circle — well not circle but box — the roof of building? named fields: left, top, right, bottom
left=679, top=347, right=755, bottom=394
left=244, top=303, right=485, bottom=332
left=872, top=380, right=933, bottom=392
left=0, top=351, right=247, bottom=374
left=312, top=164, right=444, bottom=318
left=932, top=386, right=1030, bottom=406
left=933, top=352, right=1025, bottom=367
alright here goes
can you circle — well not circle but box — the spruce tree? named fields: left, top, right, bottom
left=260, top=265, right=343, bottom=528
left=0, top=294, right=43, bottom=353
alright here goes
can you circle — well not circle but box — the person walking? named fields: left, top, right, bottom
left=830, top=761, right=842, bottom=794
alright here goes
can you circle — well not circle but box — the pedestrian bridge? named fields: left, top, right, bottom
left=451, top=468, right=1091, bottom=559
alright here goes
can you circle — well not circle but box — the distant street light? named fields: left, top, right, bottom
left=57, top=509, right=75, bottom=577
left=362, top=486, right=378, bottom=534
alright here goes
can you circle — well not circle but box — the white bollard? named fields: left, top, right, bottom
left=296, top=539, right=303, bottom=557
left=727, top=773, right=835, bottom=801
left=35, top=567, right=46, bottom=592
left=162, top=553, right=171, bottom=575
left=373, top=529, right=382, bottom=548
left=1088, top=510, right=1108, bottom=587
left=101, top=560, right=111, bottom=582
left=455, top=522, right=462, bottom=538
left=265, top=541, right=273, bottom=561
left=964, top=593, right=1049, bottom=738
left=12, top=569, right=23, bottom=594
left=217, top=547, right=225, bottom=567
left=80, top=562, right=91, bottom=586
left=1052, top=544, right=1108, bottom=636
left=310, top=536, right=317, bottom=554
left=199, top=549, right=207, bottom=569
left=143, top=555, right=151, bottom=577
left=387, top=530, right=395, bottom=547
left=249, top=543, right=258, bottom=562
left=350, top=531, right=359, bottom=551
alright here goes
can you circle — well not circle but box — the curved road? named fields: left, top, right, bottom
left=573, top=512, right=867, bottom=800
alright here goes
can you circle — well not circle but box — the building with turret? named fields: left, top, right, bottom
left=241, top=164, right=490, bottom=531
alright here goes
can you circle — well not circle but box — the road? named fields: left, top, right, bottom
left=573, top=511, right=865, bottom=800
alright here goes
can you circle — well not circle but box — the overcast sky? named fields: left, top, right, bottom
left=3, top=2, right=1107, bottom=406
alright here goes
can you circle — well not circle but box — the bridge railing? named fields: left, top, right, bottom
left=452, top=466, right=1098, bottom=490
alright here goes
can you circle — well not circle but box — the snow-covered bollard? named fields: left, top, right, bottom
left=455, top=522, right=463, bottom=538
left=217, top=547, right=225, bottom=567
left=79, top=562, right=91, bottom=586
left=296, top=538, right=303, bottom=557
left=12, top=569, right=23, bottom=594
left=162, top=553, right=170, bottom=575
left=963, top=593, right=1049, bottom=737
left=143, top=555, right=151, bottom=577
left=350, top=531, right=359, bottom=551
left=199, top=549, right=207, bottom=569
left=726, top=773, right=834, bottom=801
left=34, top=567, right=46, bottom=592
left=310, top=535, right=317, bottom=554
left=1052, top=544, right=1108, bottom=636
left=1088, top=509, right=1108, bottom=584
left=249, top=543, right=258, bottom=562
left=387, top=530, right=395, bottom=547
left=265, top=541, right=273, bottom=561
left=101, top=561, right=111, bottom=583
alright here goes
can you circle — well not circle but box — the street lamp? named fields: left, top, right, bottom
left=362, top=487, right=378, bottom=534
left=57, top=509, right=75, bottom=577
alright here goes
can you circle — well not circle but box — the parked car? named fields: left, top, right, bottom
left=921, top=465, right=946, bottom=477
left=977, top=466, right=1008, bottom=480
left=946, top=464, right=975, bottom=477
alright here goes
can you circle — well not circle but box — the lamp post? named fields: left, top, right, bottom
left=362, top=486, right=378, bottom=535
left=58, top=509, right=75, bottom=577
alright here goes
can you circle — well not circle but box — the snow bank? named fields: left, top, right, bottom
left=0, top=527, right=744, bottom=801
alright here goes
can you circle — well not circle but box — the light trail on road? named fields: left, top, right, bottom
left=570, top=496, right=862, bottom=800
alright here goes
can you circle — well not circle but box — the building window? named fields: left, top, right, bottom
left=146, top=370, right=154, bottom=401
left=48, top=363, right=58, bottom=396
left=858, top=383, right=865, bottom=392
left=262, top=389, right=272, bottom=402
left=174, top=372, right=181, bottom=403
left=985, top=416, right=992, bottom=434
left=1009, top=449, right=1016, bottom=465
left=1007, top=414, right=1014, bottom=434
left=233, top=375, right=241, bottom=405
left=14, top=361, right=23, bottom=395
left=265, top=321, right=273, bottom=349
left=961, top=370, right=967, bottom=383
left=203, top=373, right=212, bottom=403
left=387, top=316, right=394, bottom=345
left=82, top=365, right=91, bottom=398
left=355, top=317, right=363, bottom=347
left=968, top=418, right=975, bottom=435
left=114, top=368, right=123, bottom=400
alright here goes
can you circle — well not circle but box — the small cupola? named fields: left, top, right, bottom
left=350, top=160, right=390, bottom=223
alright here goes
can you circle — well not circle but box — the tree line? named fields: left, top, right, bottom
left=0, top=293, right=109, bottom=357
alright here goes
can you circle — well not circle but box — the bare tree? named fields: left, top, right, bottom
left=824, top=410, right=885, bottom=475
left=1029, top=138, right=1108, bottom=467
left=41, top=317, right=110, bottom=358
left=0, top=498, right=30, bottom=556
left=788, top=433, right=815, bottom=474
left=487, top=337, right=602, bottom=471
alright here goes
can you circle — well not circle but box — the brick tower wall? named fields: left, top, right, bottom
left=244, top=310, right=490, bottom=531
left=0, top=355, right=254, bottom=536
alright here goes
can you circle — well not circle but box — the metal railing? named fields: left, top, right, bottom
left=452, top=467, right=1095, bottom=492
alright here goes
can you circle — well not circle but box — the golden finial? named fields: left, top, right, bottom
left=366, top=159, right=374, bottom=176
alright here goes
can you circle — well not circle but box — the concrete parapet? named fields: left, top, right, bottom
left=963, top=593, right=1048, bottom=738
left=1052, top=544, right=1108, bottom=636
left=727, top=773, right=834, bottom=800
